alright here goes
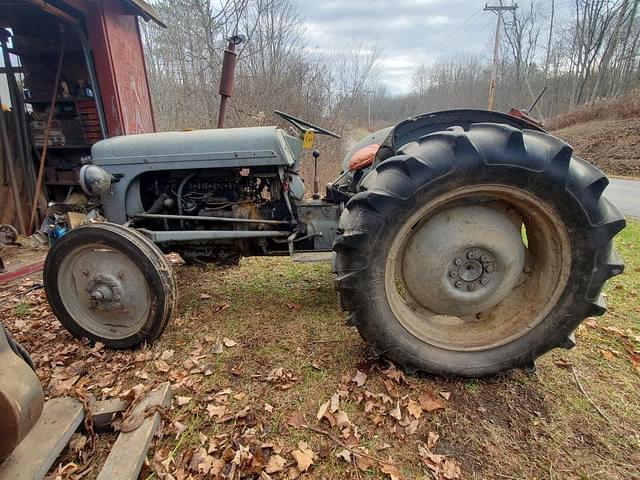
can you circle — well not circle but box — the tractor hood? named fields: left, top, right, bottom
left=91, top=126, right=298, bottom=168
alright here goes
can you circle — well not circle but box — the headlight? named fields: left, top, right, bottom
left=79, top=165, right=112, bottom=196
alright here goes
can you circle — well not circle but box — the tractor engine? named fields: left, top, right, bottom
left=135, top=169, right=292, bottom=263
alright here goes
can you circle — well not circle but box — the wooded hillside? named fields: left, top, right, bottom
left=142, top=0, right=640, bottom=139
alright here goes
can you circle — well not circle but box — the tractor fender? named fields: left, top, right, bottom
left=345, top=109, right=547, bottom=188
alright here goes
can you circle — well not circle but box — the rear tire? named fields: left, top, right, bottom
left=333, top=123, right=625, bottom=377
left=44, top=223, right=177, bottom=349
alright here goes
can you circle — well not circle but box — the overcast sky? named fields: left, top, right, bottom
left=297, top=0, right=567, bottom=95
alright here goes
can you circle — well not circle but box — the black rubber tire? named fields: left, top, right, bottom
left=1, top=325, right=35, bottom=370
left=333, top=123, right=625, bottom=377
left=44, top=223, right=177, bottom=349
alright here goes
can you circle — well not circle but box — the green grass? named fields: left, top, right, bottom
left=138, top=220, right=640, bottom=479
left=12, top=302, right=31, bottom=317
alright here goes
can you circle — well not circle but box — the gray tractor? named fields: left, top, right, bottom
left=43, top=109, right=625, bottom=376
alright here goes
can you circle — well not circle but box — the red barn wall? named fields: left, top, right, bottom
left=85, top=0, right=155, bottom=136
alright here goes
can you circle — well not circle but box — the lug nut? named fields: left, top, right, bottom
left=480, top=277, right=489, bottom=285
left=455, top=281, right=463, bottom=288
left=449, top=270, right=458, bottom=278
left=481, top=255, right=489, bottom=262
left=486, top=265, right=494, bottom=273
left=454, top=258, right=462, bottom=266
left=467, top=283, right=478, bottom=291
left=467, top=251, right=476, bottom=259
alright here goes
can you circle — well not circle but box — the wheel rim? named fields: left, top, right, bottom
left=57, top=243, right=151, bottom=340
left=384, top=184, right=571, bottom=352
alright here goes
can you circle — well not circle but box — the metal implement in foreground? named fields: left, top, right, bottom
left=0, top=326, right=43, bottom=462
left=43, top=109, right=626, bottom=377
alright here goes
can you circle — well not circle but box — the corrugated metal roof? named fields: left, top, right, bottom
left=123, top=0, right=166, bottom=28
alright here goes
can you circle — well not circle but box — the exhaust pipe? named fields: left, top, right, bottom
left=217, top=34, right=246, bottom=129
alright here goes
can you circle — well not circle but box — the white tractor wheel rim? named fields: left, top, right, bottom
left=384, top=184, right=571, bottom=352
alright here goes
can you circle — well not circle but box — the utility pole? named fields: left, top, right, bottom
left=484, top=1, right=517, bottom=110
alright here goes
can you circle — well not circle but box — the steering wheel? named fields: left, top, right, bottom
left=274, top=110, right=341, bottom=139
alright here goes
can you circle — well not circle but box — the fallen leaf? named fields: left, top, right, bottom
left=407, top=399, right=422, bottom=419
left=330, top=392, right=340, bottom=413
left=600, top=349, right=615, bottom=361
left=418, top=391, right=445, bottom=412
left=176, top=396, right=192, bottom=406
left=161, top=349, right=175, bottom=360
left=355, top=454, right=375, bottom=471
left=336, top=410, right=351, bottom=429
left=352, top=370, right=367, bottom=387
left=335, top=449, right=352, bottom=462
left=555, top=357, right=573, bottom=368
left=154, top=359, right=170, bottom=373
left=383, top=364, right=406, bottom=384
left=211, top=343, right=224, bottom=355
left=173, top=420, right=187, bottom=438
left=389, top=401, right=402, bottom=421
left=442, top=458, right=462, bottom=479
left=381, top=463, right=403, bottom=480
left=427, top=431, right=440, bottom=450
left=68, top=433, right=87, bottom=452
left=291, top=441, right=314, bottom=472
left=222, top=337, right=237, bottom=347
left=199, top=293, right=211, bottom=300
left=206, top=404, right=226, bottom=418
left=439, top=391, right=451, bottom=400
left=265, top=454, right=287, bottom=474
left=287, top=410, right=306, bottom=428
left=584, top=317, right=598, bottom=328
left=317, top=400, right=330, bottom=420
left=264, top=403, right=274, bottom=413
left=405, top=419, right=419, bottom=435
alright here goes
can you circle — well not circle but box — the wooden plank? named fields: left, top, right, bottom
left=0, top=259, right=45, bottom=285
left=0, top=397, right=84, bottom=480
left=97, top=383, right=172, bottom=480
left=91, top=398, right=129, bottom=430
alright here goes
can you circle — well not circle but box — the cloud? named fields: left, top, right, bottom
left=296, top=0, right=495, bottom=93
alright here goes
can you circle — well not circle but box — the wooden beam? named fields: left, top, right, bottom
left=21, top=0, right=79, bottom=25
left=91, top=397, right=129, bottom=431
left=97, top=383, right=172, bottom=480
left=0, top=397, right=84, bottom=480
left=59, top=0, right=89, bottom=14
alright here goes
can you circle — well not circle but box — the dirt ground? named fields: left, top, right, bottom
left=552, top=117, right=640, bottom=178
left=1, top=220, right=639, bottom=480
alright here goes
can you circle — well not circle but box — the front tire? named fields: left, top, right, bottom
left=333, top=123, right=625, bottom=377
left=44, top=223, right=177, bottom=349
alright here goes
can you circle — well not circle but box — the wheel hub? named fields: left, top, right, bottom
left=449, top=248, right=496, bottom=291
left=400, top=204, right=525, bottom=316
left=86, top=274, right=124, bottom=311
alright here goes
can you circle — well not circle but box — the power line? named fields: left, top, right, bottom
left=433, top=8, right=485, bottom=51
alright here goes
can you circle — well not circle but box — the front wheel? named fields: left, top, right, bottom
left=333, top=123, right=625, bottom=377
left=44, top=223, right=177, bottom=349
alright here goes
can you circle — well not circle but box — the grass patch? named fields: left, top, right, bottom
left=6, top=220, right=638, bottom=479
left=12, top=302, right=31, bottom=317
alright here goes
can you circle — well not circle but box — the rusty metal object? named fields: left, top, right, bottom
left=217, top=34, right=246, bottom=129
left=0, top=327, right=44, bottom=462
